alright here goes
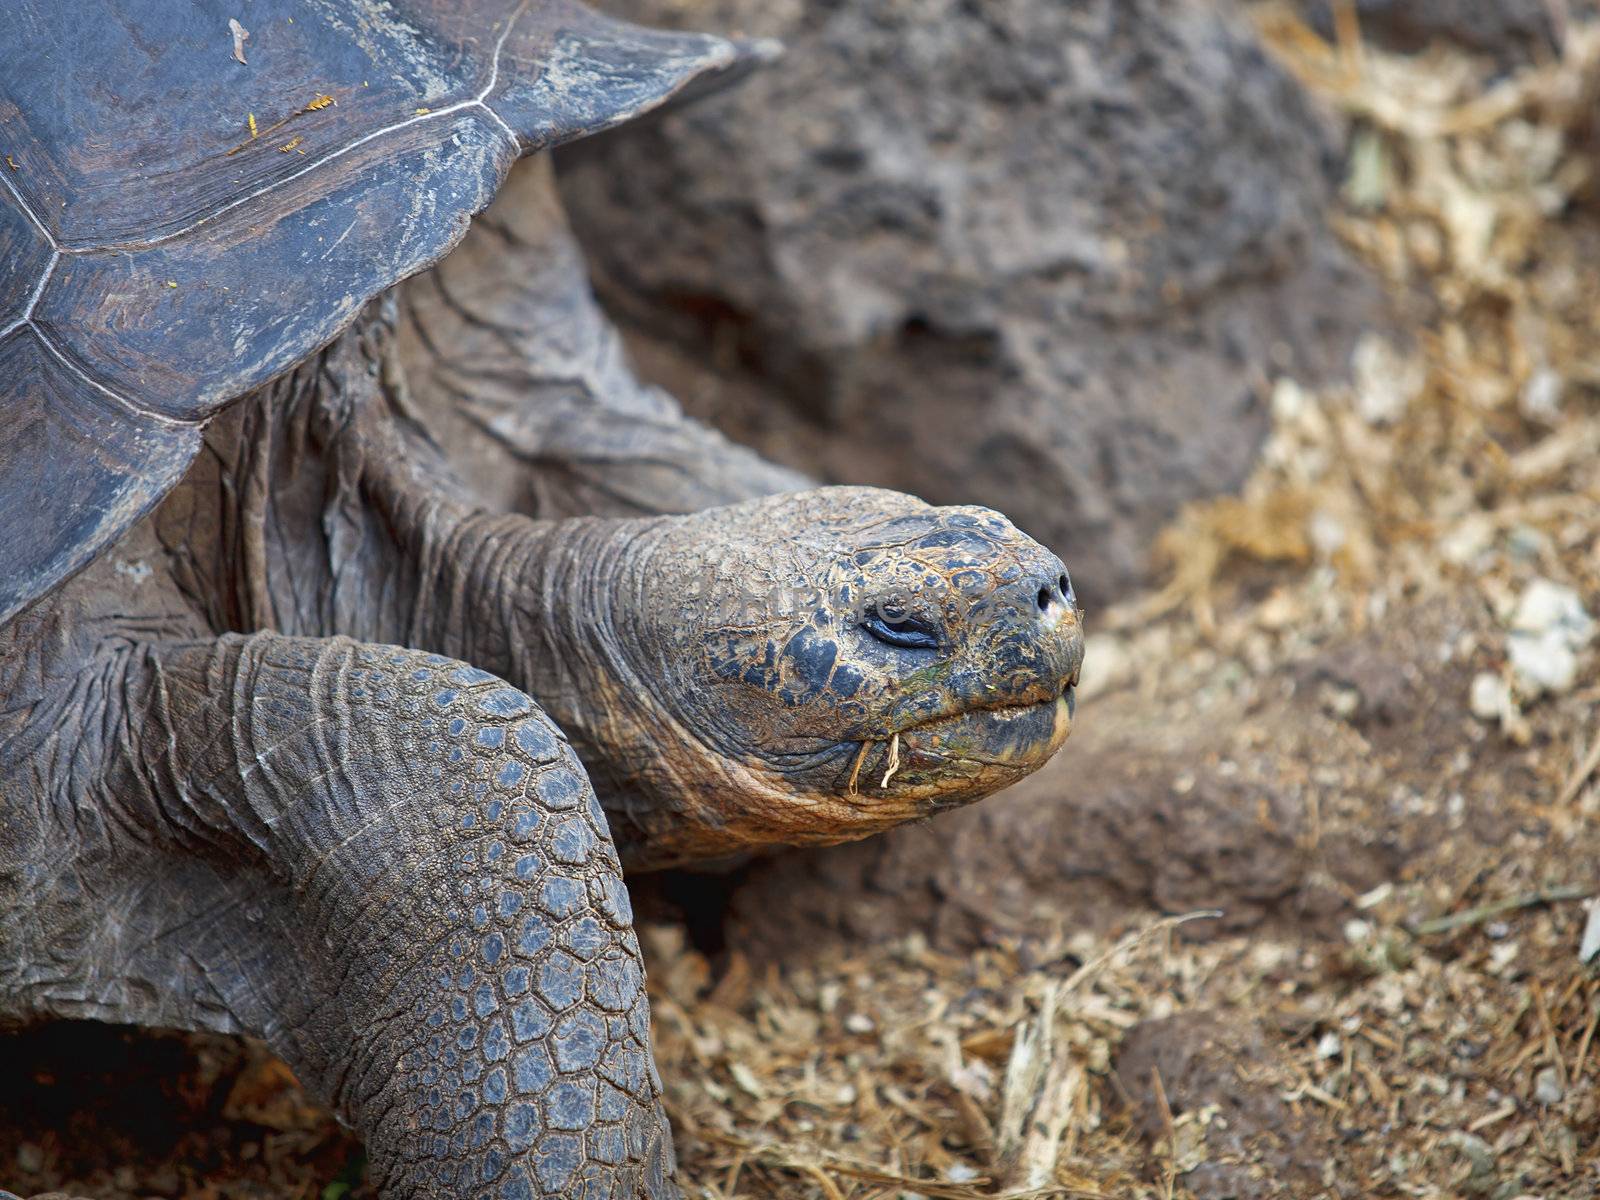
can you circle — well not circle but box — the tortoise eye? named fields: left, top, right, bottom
left=861, top=610, right=941, bottom=651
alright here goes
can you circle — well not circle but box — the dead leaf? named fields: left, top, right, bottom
left=229, top=18, right=250, bottom=65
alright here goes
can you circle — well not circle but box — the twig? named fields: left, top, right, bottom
left=697, top=1131, right=1106, bottom=1198
left=995, top=912, right=1221, bottom=1193
left=1331, top=0, right=1365, bottom=80
left=1412, top=884, right=1589, bottom=935
left=800, top=1162, right=847, bottom=1200
left=1150, top=1066, right=1178, bottom=1200
left=1557, top=731, right=1600, bottom=807
left=1059, top=909, right=1225, bottom=996
left=1532, top=978, right=1569, bottom=1090
left=1572, top=992, right=1600, bottom=1081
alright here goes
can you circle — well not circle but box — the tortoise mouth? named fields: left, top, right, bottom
left=841, top=687, right=1075, bottom=805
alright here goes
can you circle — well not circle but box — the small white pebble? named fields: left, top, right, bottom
left=1505, top=524, right=1548, bottom=562
left=1270, top=376, right=1309, bottom=423
left=1578, top=899, right=1600, bottom=964
left=1439, top=515, right=1494, bottom=566
left=1519, top=367, right=1563, bottom=425
left=1309, top=510, right=1346, bottom=560
left=1316, top=1031, right=1343, bottom=1060
left=1511, top=579, right=1593, bottom=643
left=1352, top=335, right=1424, bottom=425
left=1328, top=685, right=1361, bottom=719
left=1450, top=1131, right=1494, bottom=1174
left=1469, top=672, right=1510, bottom=721
left=1509, top=631, right=1579, bottom=698
left=1533, top=1065, right=1564, bottom=1105
left=946, top=1163, right=981, bottom=1184
left=1355, top=882, right=1394, bottom=910
left=844, top=1012, right=875, bottom=1034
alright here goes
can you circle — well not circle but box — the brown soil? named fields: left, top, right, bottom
left=0, top=1023, right=362, bottom=1199
left=8, top=8, right=1600, bottom=1200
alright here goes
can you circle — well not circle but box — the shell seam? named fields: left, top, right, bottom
left=56, top=102, right=494, bottom=257
left=0, top=167, right=58, bottom=249
left=475, top=99, right=521, bottom=146
left=0, top=249, right=59, bottom=342
left=57, top=0, right=531, bottom=258
left=0, top=170, right=60, bottom=338
left=479, top=0, right=532, bottom=105
left=31, top=325, right=199, bottom=429
left=2, top=0, right=531, bottom=427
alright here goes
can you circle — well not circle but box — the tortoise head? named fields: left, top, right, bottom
left=600, top=487, right=1084, bottom=867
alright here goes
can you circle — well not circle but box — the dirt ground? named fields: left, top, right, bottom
left=6, top=7, right=1600, bottom=1199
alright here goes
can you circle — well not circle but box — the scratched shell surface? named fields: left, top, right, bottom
left=0, top=0, right=752, bottom=625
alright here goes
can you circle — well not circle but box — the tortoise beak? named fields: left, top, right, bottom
left=853, top=606, right=1085, bottom=805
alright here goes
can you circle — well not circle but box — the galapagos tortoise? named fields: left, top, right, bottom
left=0, top=3, right=1085, bottom=1197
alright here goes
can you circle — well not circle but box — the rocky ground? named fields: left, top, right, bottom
left=6, top=6, right=1600, bottom=1199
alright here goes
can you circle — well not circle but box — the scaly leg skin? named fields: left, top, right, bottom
left=0, top=633, right=675, bottom=1200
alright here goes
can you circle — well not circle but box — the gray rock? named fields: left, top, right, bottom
left=559, top=0, right=1388, bottom=600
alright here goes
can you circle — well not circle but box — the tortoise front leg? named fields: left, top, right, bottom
left=1, top=633, right=675, bottom=1200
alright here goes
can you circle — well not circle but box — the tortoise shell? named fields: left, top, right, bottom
left=0, top=0, right=761, bottom=623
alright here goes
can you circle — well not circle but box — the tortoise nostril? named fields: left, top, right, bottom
left=1036, top=586, right=1051, bottom=611
left=1058, top=573, right=1072, bottom=601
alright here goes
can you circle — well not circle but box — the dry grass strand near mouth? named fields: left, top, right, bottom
left=878, top=731, right=901, bottom=789
left=844, top=738, right=870, bottom=796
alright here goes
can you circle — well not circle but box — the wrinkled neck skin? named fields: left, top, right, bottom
left=364, top=490, right=644, bottom=715
left=352, top=481, right=822, bottom=870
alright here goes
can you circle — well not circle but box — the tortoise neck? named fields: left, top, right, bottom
left=231, top=305, right=700, bottom=858
left=262, top=296, right=653, bottom=710
left=419, top=508, right=648, bottom=710
left=351, top=448, right=659, bottom=729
